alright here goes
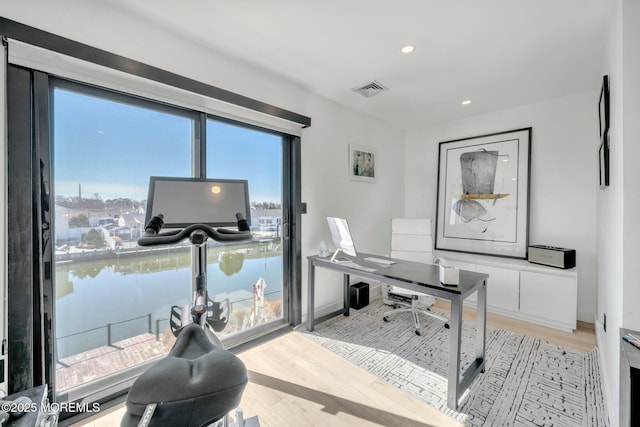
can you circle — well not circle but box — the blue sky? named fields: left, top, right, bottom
left=53, top=88, right=282, bottom=203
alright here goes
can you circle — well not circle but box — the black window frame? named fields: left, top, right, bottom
left=6, top=65, right=303, bottom=423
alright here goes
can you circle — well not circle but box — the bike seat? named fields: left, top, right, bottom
left=121, top=323, right=248, bottom=427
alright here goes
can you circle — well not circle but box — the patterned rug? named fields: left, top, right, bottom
left=300, top=300, right=609, bottom=426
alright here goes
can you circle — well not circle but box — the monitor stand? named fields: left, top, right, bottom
left=330, top=248, right=348, bottom=262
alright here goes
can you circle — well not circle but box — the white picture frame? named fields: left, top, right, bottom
left=349, top=144, right=376, bottom=182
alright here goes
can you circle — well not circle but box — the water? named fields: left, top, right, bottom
left=55, top=249, right=282, bottom=358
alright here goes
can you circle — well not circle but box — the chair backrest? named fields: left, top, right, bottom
left=391, top=218, right=433, bottom=264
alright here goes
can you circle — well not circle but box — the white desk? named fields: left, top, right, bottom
left=307, top=253, right=488, bottom=410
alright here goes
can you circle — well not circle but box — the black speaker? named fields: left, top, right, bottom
left=350, top=282, right=369, bottom=310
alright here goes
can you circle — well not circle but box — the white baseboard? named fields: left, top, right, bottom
left=578, top=309, right=596, bottom=324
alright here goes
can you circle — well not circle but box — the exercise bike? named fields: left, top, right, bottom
left=121, top=177, right=259, bottom=427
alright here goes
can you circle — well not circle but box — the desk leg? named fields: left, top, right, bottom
left=476, top=279, right=487, bottom=361
left=343, top=274, right=350, bottom=317
left=447, top=294, right=462, bottom=410
left=307, top=261, right=315, bottom=331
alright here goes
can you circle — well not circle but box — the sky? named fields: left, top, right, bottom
left=53, top=87, right=282, bottom=203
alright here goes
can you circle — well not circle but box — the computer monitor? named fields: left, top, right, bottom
left=145, top=176, right=251, bottom=228
left=326, top=217, right=357, bottom=261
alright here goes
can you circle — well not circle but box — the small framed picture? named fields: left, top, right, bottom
left=349, top=144, right=376, bottom=182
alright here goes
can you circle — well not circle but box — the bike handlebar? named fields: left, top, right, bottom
left=137, top=213, right=253, bottom=247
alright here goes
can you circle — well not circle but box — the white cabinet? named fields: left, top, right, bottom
left=476, top=265, right=520, bottom=313
left=447, top=261, right=519, bottom=313
left=438, top=252, right=577, bottom=332
left=519, top=271, right=577, bottom=331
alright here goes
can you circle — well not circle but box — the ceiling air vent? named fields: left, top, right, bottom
left=352, top=80, right=388, bottom=98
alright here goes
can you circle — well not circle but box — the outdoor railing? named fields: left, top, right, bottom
left=56, top=290, right=281, bottom=362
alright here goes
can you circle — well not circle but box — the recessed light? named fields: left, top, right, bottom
left=462, top=100, right=472, bottom=105
left=401, top=45, right=415, bottom=54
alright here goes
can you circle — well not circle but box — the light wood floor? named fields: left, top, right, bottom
left=71, top=301, right=595, bottom=427
left=438, top=300, right=596, bottom=353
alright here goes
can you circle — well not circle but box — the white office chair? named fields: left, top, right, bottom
left=382, top=218, right=449, bottom=335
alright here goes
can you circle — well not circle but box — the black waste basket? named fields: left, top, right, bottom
left=350, top=282, right=369, bottom=310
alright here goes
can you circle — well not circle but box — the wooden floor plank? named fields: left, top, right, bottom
left=238, top=332, right=461, bottom=427
left=435, top=300, right=596, bottom=352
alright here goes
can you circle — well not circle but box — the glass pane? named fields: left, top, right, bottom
left=52, top=85, right=192, bottom=396
left=206, top=119, right=284, bottom=337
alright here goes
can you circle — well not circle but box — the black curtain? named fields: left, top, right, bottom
left=6, top=64, right=52, bottom=394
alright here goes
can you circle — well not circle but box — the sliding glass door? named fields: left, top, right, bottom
left=34, top=78, right=296, bottom=406
left=52, top=81, right=195, bottom=399
left=205, top=118, right=286, bottom=340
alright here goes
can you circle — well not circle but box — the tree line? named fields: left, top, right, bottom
left=55, top=195, right=145, bottom=211
left=56, top=195, right=281, bottom=211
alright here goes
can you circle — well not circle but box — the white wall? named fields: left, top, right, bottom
left=596, top=1, right=623, bottom=423
left=404, top=92, right=599, bottom=324
left=300, top=97, right=405, bottom=314
left=597, top=0, right=640, bottom=424
left=1, top=3, right=405, bottom=322
left=621, top=0, right=640, bottom=333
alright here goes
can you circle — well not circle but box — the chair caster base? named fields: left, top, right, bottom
left=444, top=323, right=450, bottom=329
left=383, top=316, right=390, bottom=322
left=415, top=329, right=421, bottom=336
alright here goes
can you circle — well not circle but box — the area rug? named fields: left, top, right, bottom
left=300, top=300, right=609, bottom=426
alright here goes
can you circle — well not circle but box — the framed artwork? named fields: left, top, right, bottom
left=598, top=75, right=610, bottom=188
left=599, top=75, right=610, bottom=138
left=435, top=127, right=532, bottom=259
left=349, top=144, right=376, bottom=182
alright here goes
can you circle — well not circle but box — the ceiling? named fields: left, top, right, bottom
left=37, top=1, right=616, bottom=130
